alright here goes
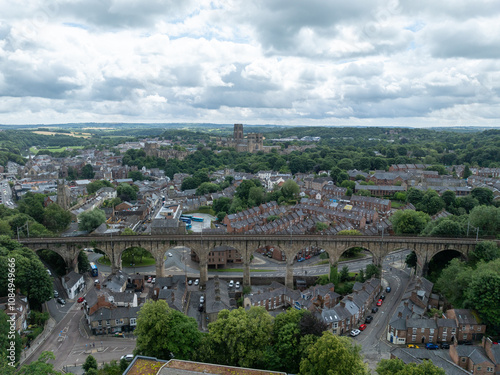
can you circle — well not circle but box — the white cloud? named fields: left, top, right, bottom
left=0, top=0, right=499, bottom=125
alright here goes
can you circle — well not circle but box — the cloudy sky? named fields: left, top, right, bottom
left=1, top=0, right=500, bottom=126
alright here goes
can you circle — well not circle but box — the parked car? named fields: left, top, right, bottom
left=168, top=252, right=173, bottom=257
left=380, top=294, right=386, bottom=300
left=77, top=297, right=85, bottom=303
left=462, top=341, right=473, bottom=345
left=359, top=324, right=367, bottom=331
left=152, top=278, right=156, bottom=284
left=194, top=279, right=199, bottom=286
left=305, top=255, right=311, bottom=260
left=376, top=299, right=383, bottom=306
left=440, top=343, right=450, bottom=349
left=228, top=280, right=234, bottom=288
left=350, top=329, right=361, bottom=337
left=121, top=354, right=134, bottom=362
left=235, top=281, right=240, bottom=289
left=56, top=298, right=66, bottom=305
left=365, top=316, right=373, bottom=324
left=297, top=257, right=305, bottom=262
left=372, top=307, right=379, bottom=313
left=200, top=296, right=205, bottom=304
left=147, top=276, right=152, bottom=283
left=114, top=332, right=124, bottom=337
left=188, top=280, right=193, bottom=286
left=198, top=303, right=204, bottom=312
left=426, top=343, right=439, bottom=350
left=386, top=286, right=391, bottom=293
left=53, top=290, right=59, bottom=298
left=46, top=269, right=52, bottom=276
left=407, top=344, right=419, bottom=349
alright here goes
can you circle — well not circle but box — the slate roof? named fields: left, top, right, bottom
left=390, top=348, right=470, bottom=375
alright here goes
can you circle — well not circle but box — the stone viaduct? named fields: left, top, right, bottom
left=19, top=235, right=482, bottom=289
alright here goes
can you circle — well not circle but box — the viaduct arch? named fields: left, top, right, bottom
left=21, top=235, right=485, bottom=289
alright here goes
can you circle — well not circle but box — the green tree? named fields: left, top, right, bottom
left=78, top=209, right=106, bottom=232
left=83, top=355, right=98, bottom=372
left=390, top=210, right=430, bottom=235
left=78, top=251, right=91, bottom=274
left=471, top=187, right=494, bottom=206
left=206, top=307, right=273, bottom=368
left=81, top=164, right=95, bottom=179
left=117, top=183, right=138, bottom=202
left=128, top=170, right=145, bottom=181
left=134, top=300, right=201, bottom=360
left=470, top=241, right=500, bottom=263
left=340, top=265, right=350, bottom=282
left=236, top=180, right=258, bottom=202
left=365, top=264, right=381, bottom=279
left=435, top=258, right=472, bottom=307
left=16, top=351, right=64, bottom=375
left=248, top=186, right=264, bottom=206
left=469, top=205, right=500, bottom=236
left=281, top=179, right=300, bottom=200
left=330, top=264, right=339, bottom=284
left=405, top=252, right=417, bottom=270
left=463, top=164, right=472, bottom=179
left=299, top=332, right=367, bottom=375
left=441, top=190, right=456, bottom=209
left=17, top=192, right=45, bottom=224
left=406, top=188, right=424, bottom=205
left=122, top=227, right=136, bottom=236
left=213, top=197, right=231, bottom=215
left=416, top=189, right=444, bottom=215
left=0, top=219, right=13, bottom=237
left=86, top=180, right=113, bottom=195
left=43, top=204, right=71, bottom=232
left=196, top=182, right=220, bottom=196
left=376, top=358, right=445, bottom=375
left=315, top=222, right=328, bottom=232
left=464, top=265, right=500, bottom=327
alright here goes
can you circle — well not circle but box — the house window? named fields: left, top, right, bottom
left=452, top=328, right=456, bottom=334
left=461, top=358, right=466, bottom=363
left=463, top=335, right=467, bottom=340
left=333, top=323, right=338, bottom=329
left=443, top=327, right=447, bottom=333
left=98, top=321, right=102, bottom=327
left=487, top=367, right=493, bottom=372
left=461, top=326, right=466, bottom=331
left=477, top=326, right=482, bottom=331
left=106, top=320, right=110, bottom=326
left=421, top=328, right=425, bottom=333
left=412, top=328, right=417, bottom=334
left=130, top=318, right=136, bottom=325
left=115, top=319, right=123, bottom=325
left=430, top=329, right=434, bottom=334
left=477, top=366, right=482, bottom=371
left=412, top=335, right=416, bottom=342
left=429, top=336, right=434, bottom=342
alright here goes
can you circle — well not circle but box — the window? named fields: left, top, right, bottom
left=412, top=335, right=416, bottom=342
left=130, top=318, right=136, bottom=325
left=421, top=328, right=425, bottom=333
left=106, top=320, right=110, bottom=326
left=452, top=328, right=456, bottom=334
left=463, top=335, right=467, bottom=340
left=461, top=358, right=466, bottom=363
left=430, top=329, right=434, bottom=334
left=462, top=325, right=466, bottom=331
left=477, top=326, right=482, bottom=331
left=98, top=321, right=102, bottom=327
left=333, top=323, right=338, bottom=329
left=412, top=328, right=417, bottom=334
left=487, top=367, right=493, bottom=372
left=443, top=327, right=447, bottom=333
left=429, top=336, right=434, bottom=342
left=115, top=319, right=123, bottom=325
left=477, top=366, right=482, bottom=370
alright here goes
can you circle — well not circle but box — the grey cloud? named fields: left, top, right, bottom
left=90, top=77, right=144, bottom=101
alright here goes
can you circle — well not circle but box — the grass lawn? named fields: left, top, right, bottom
left=30, top=146, right=84, bottom=154
left=391, top=200, right=405, bottom=208
left=96, top=255, right=156, bottom=267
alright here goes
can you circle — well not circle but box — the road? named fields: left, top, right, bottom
left=353, top=256, right=412, bottom=371
left=90, top=247, right=411, bottom=280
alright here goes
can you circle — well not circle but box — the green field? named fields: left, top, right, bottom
left=30, top=146, right=84, bottom=154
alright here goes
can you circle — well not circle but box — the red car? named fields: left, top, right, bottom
left=359, top=324, right=367, bottom=331
left=77, top=297, right=85, bottom=303
left=376, top=299, right=383, bottom=306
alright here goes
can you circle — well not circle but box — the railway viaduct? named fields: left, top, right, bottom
left=19, top=235, right=482, bottom=289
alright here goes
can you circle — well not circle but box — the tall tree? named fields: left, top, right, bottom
left=16, top=351, right=64, bottom=375
left=82, top=355, right=98, bottom=372
left=81, top=164, right=95, bottom=179
left=390, top=210, right=430, bottom=235
left=299, top=332, right=367, bottom=375
left=134, top=300, right=201, bottom=360
left=376, top=358, right=445, bottom=375
left=43, top=204, right=71, bottom=232
left=206, top=307, right=273, bottom=368
left=78, top=209, right=106, bottom=232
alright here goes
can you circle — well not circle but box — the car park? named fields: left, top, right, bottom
left=376, top=299, right=383, bottom=306
left=77, top=297, right=85, bottom=303
left=350, top=329, right=361, bottom=337
left=235, top=281, right=240, bottom=289
left=365, top=316, right=373, bottom=324
left=386, top=286, right=391, bottom=293
left=426, top=343, right=439, bottom=350
left=56, top=298, right=66, bottom=305
left=194, top=279, right=199, bottom=286
left=359, top=324, right=367, bottom=331
left=372, top=307, right=379, bottom=313
left=440, top=343, right=450, bottom=349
